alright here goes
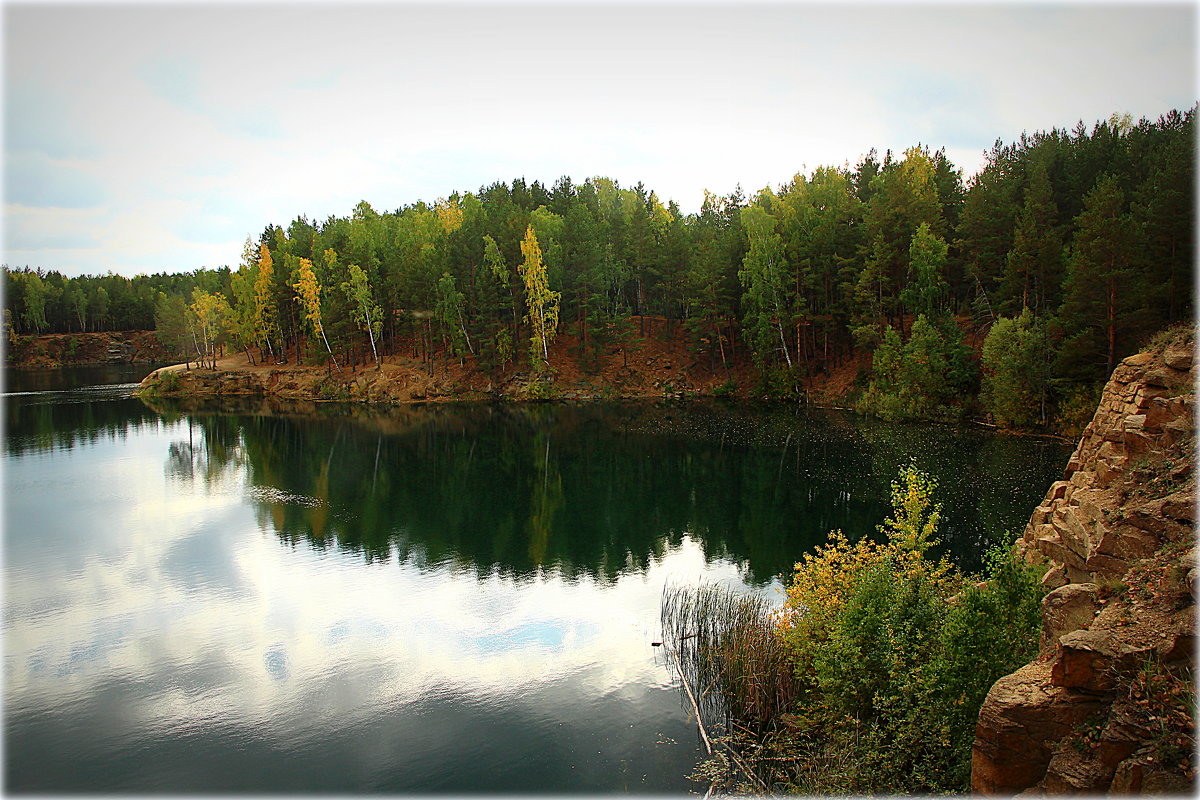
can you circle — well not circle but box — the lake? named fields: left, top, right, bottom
left=2, top=366, right=1072, bottom=793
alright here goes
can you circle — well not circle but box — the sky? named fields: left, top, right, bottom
left=3, top=1, right=1196, bottom=279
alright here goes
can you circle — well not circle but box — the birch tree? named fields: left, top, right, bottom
left=739, top=203, right=793, bottom=370
left=253, top=243, right=280, bottom=362
left=341, top=263, right=382, bottom=368
left=518, top=225, right=560, bottom=369
left=293, top=257, right=339, bottom=370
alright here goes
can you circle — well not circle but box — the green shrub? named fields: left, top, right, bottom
left=1052, top=382, right=1103, bottom=437
left=688, top=464, right=1047, bottom=795
left=981, top=310, right=1050, bottom=429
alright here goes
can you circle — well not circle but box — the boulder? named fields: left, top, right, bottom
left=1051, top=630, right=1153, bottom=693
left=1040, top=583, right=1101, bottom=649
left=1122, top=352, right=1155, bottom=367
left=972, top=662, right=1106, bottom=795
left=1161, top=343, right=1194, bottom=371
left=1041, top=747, right=1111, bottom=794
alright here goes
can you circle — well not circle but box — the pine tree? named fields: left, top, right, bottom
left=999, top=160, right=1062, bottom=315
left=1057, top=174, right=1135, bottom=381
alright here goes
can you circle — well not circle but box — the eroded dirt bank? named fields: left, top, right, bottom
left=133, top=327, right=862, bottom=405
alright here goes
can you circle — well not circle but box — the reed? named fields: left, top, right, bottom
left=660, top=582, right=800, bottom=735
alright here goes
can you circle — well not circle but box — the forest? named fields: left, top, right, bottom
left=4, top=107, right=1193, bottom=428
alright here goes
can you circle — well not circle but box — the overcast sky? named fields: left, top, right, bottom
left=3, top=1, right=1196, bottom=278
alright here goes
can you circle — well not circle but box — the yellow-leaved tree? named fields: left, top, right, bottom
left=292, top=257, right=339, bottom=370
left=253, top=243, right=280, bottom=363
left=518, top=225, right=559, bottom=369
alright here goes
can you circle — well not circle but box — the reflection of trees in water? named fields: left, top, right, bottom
left=855, top=420, right=1072, bottom=570
left=159, top=401, right=1072, bottom=583
left=5, top=396, right=161, bottom=456
left=163, top=415, right=246, bottom=488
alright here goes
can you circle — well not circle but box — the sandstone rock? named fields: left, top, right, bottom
left=1160, top=630, right=1196, bottom=663
left=1122, top=352, right=1155, bottom=367
left=974, top=337, right=1196, bottom=795
left=1040, top=563, right=1068, bottom=590
left=1161, top=416, right=1194, bottom=445
left=1040, top=747, right=1111, bottom=794
left=1125, top=508, right=1168, bottom=535
left=1143, top=397, right=1177, bottom=428
left=1076, top=497, right=1106, bottom=526
left=1161, top=343, right=1194, bottom=370
left=1040, top=583, right=1100, bottom=649
left=1054, top=507, right=1093, bottom=559
left=1122, top=428, right=1156, bottom=458
left=1069, top=470, right=1095, bottom=489
left=1112, top=756, right=1194, bottom=795
left=1143, top=368, right=1177, bottom=388
left=972, top=662, right=1105, bottom=795
left=1094, top=524, right=1159, bottom=562
left=1093, top=459, right=1121, bottom=487
left=1036, top=532, right=1089, bottom=572
left=1048, top=480, right=1072, bottom=501
left=1051, top=630, right=1154, bottom=693
left=1110, top=757, right=1146, bottom=793
left=1122, top=413, right=1147, bottom=431
left=1083, top=552, right=1129, bottom=582
left=1160, top=491, right=1196, bottom=523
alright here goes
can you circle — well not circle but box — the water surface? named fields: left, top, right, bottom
left=3, top=370, right=1072, bottom=792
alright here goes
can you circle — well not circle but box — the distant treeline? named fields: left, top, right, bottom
left=4, top=107, right=1193, bottom=420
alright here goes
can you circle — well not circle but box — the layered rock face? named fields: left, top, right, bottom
left=973, top=332, right=1195, bottom=795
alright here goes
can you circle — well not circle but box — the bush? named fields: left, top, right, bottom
left=691, top=464, right=1047, bottom=795
left=981, top=310, right=1050, bottom=429
left=1052, top=382, right=1103, bottom=437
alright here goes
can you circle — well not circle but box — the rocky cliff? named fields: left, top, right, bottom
left=972, top=328, right=1195, bottom=795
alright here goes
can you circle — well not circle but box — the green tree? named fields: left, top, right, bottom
left=999, top=159, right=1062, bottom=314
left=980, top=310, right=1050, bottom=428
left=341, top=263, right=383, bottom=368
left=857, top=147, right=943, bottom=334
left=858, top=315, right=970, bottom=422
left=900, top=222, right=950, bottom=320
left=1056, top=173, right=1135, bottom=381
left=435, top=271, right=472, bottom=360
left=739, top=201, right=793, bottom=372
left=153, top=292, right=192, bottom=365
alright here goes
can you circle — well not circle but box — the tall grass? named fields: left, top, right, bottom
left=660, top=582, right=800, bottom=736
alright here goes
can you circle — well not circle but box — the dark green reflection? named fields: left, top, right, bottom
left=4, top=364, right=172, bottom=456
left=145, top=398, right=1072, bottom=581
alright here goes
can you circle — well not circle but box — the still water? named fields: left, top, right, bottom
left=3, top=367, right=1072, bottom=793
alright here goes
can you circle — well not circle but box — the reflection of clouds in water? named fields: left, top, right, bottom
left=160, top=522, right=250, bottom=598
left=264, top=645, right=289, bottom=681
left=5, top=423, right=757, bottom=737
